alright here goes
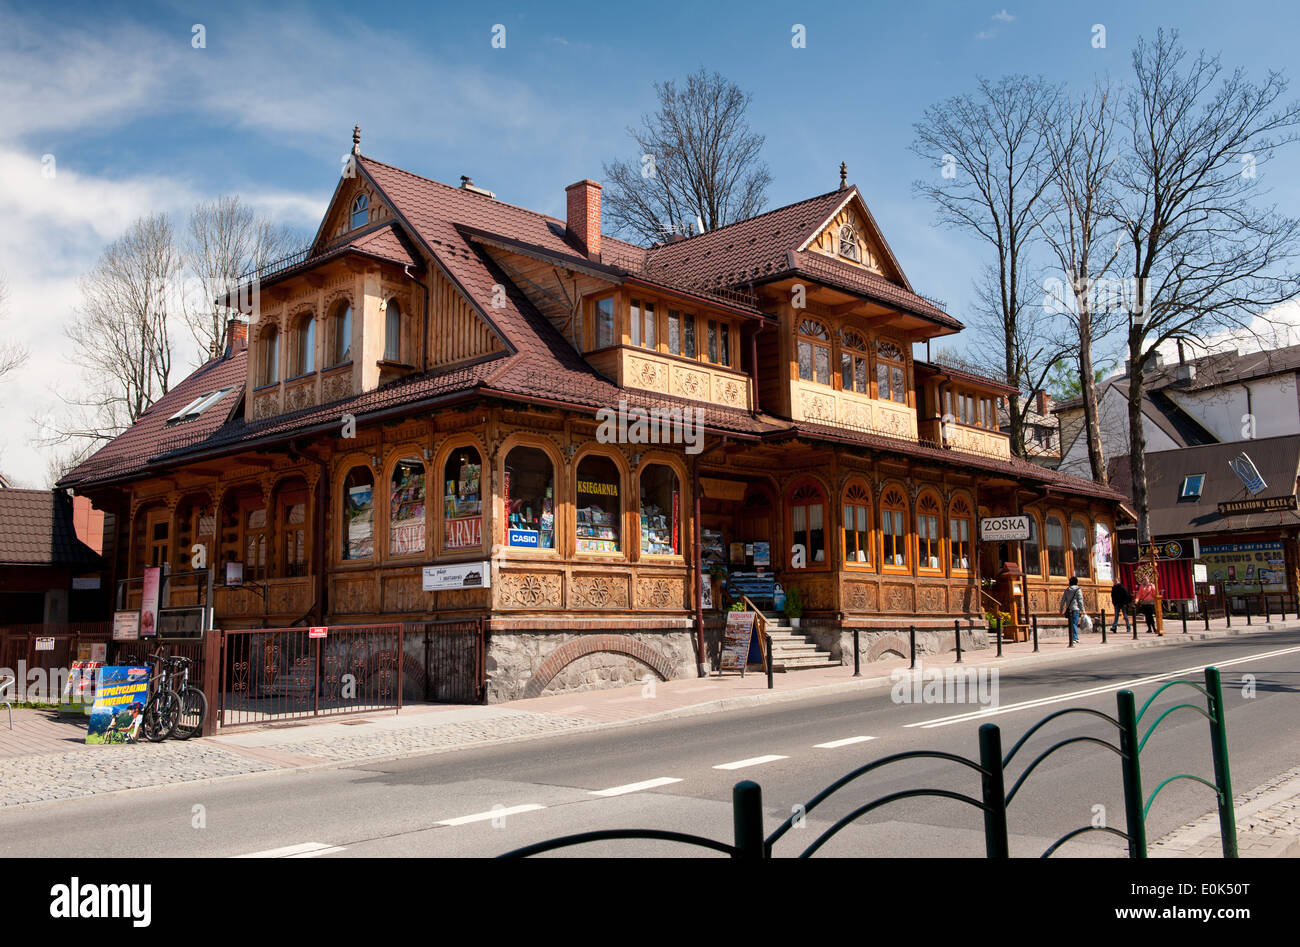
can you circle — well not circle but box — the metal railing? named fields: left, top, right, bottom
left=500, top=667, right=1237, bottom=858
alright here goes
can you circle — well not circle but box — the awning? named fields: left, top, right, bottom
left=1119, top=560, right=1194, bottom=599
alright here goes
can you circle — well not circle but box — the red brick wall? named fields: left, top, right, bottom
left=565, top=180, right=602, bottom=260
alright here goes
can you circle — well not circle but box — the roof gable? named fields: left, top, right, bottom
left=796, top=189, right=909, bottom=288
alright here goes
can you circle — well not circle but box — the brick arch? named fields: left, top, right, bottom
left=523, top=634, right=676, bottom=699
left=866, top=634, right=910, bottom=663
left=357, top=650, right=426, bottom=696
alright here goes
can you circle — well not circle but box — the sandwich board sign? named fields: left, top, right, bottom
left=719, top=611, right=759, bottom=676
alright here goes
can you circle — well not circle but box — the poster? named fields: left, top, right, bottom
left=112, top=610, right=140, bottom=641
left=1093, top=523, right=1113, bottom=584
left=344, top=484, right=374, bottom=559
left=389, top=461, right=426, bottom=555
left=140, top=566, right=161, bottom=638
left=422, top=561, right=491, bottom=591
left=753, top=542, right=771, bottom=567
left=61, top=661, right=103, bottom=713
left=85, top=666, right=150, bottom=744
left=1201, top=541, right=1286, bottom=595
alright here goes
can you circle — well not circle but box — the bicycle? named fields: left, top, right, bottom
left=168, top=655, right=208, bottom=740
left=141, top=651, right=182, bottom=742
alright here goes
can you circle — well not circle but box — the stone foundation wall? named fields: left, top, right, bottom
left=485, top=628, right=696, bottom=702
left=804, top=620, right=989, bottom=665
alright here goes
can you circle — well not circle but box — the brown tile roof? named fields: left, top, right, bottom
left=0, top=489, right=103, bottom=567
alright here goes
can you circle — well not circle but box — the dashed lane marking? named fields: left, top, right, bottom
left=590, top=777, right=683, bottom=796
left=234, top=842, right=344, bottom=858
left=814, top=736, right=876, bottom=748
left=437, top=804, right=546, bottom=826
left=713, top=755, right=788, bottom=770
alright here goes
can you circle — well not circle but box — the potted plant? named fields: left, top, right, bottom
left=784, top=585, right=804, bottom=630
left=985, top=611, right=999, bottom=631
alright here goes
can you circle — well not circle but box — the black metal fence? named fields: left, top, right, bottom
left=407, top=619, right=485, bottom=704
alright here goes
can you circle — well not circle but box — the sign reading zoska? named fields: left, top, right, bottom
left=980, top=515, right=1031, bottom=542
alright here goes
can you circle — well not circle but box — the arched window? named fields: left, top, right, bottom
left=917, top=491, right=943, bottom=572
left=842, top=481, right=872, bottom=566
left=881, top=485, right=909, bottom=569
left=575, top=454, right=622, bottom=554
left=949, top=496, right=973, bottom=572
left=244, top=506, right=268, bottom=581
left=443, top=447, right=483, bottom=551
left=1070, top=516, right=1092, bottom=579
left=789, top=480, right=826, bottom=566
left=258, top=327, right=279, bottom=386
left=341, top=466, right=375, bottom=560
left=839, top=224, right=861, bottom=262
left=504, top=446, right=555, bottom=550
left=329, top=302, right=352, bottom=366
left=876, top=339, right=906, bottom=403
left=1046, top=514, right=1067, bottom=577
left=639, top=464, right=680, bottom=555
left=797, top=319, right=831, bottom=386
left=293, top=314, right=315, bottom=376
left=384, top=299, right=402, bottom=362
left=1023, top=514, right=1043, bottom=577
left=840, top=329, right=869, bottom=394
left=276, top=481, right=308, bottom=578
left=350, top=193, right=369, bottom=230
left=389, top=458, right=426, bottom=556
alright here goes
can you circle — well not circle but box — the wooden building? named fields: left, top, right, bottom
left=62, top=132, right=1128, bottom=701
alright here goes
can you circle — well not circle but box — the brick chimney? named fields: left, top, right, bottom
left=565, top=179, right=602, bottom=261
left=1036, top=390, right=1050, bottom=415
left=226, top=317, right=249, bottom=356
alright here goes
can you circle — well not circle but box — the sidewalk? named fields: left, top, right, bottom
left=0, top=616, right=1295, bottom=823
left=1152, top=765, right=1300, bottom=858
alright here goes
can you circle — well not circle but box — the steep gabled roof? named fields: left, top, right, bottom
left=0, top=489, right=103, bottom=567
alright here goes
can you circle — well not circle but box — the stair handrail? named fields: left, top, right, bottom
left=740, top=594, right=770, bottom=671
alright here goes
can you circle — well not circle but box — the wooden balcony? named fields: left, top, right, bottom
left=619, top=348, right=752, bottom=411
left=918, top=417, right=1012, bottom=459
left=791, top=381, right=918, bottom=440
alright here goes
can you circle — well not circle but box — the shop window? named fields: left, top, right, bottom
left=639, top=464, right=680, bottom=556
left=329, top=301, right=352, bottom=366
left=949, top=497, right=973, bottom=572
left=593, top=296, right=615, bottom=349
left=840, top=330, right=869, bottom=394
left=881, top=486, right=908, bottom=569
left=797, top=319, right=831, bottom=386
left=876, top=340, right=905, bottom=403
left=1070, top=517, right=1091, bottom=579
left=244, top=507, right=268, bottom=580
left=630, top=299, right=656, bottom=350
left=384, top=299, right=402, bottom=362
left=292, top=315, right=315, bottom=376
left=789, top=480, right=826, bottom=566
left=443, top=447, right=483, bottom=551
left=350, top=193, right=369, bottom=230
left=341, top=466, right=375, bottom=560
left=1023, top=514, right=1043, bottom=577
left=1046, top=514, right=1067, bottom=577
left=575, top=454, right=622, bottom=554
left=258, top=327, right=279, bottom=386
left=504, top=446, right=555, bottom=550
left=389, top=458, right=426, bottom=556
left=917, top=492, right=943, bottom=571
left=842, top=481, right=872, bottom=566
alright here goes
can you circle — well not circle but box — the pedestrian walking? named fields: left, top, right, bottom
left=1110, top=582, right=1133, bottom=634
left=1136, top=577, right=1159, bottom=635
left=1059, top=575, right=1085, bottom=644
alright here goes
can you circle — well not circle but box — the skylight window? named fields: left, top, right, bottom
left=167, top=387, right=233, bottom=424
left=1180, top=473, right=1205, bottom=499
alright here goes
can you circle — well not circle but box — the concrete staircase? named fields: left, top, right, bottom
left=759, top=611, right=839, bottom=671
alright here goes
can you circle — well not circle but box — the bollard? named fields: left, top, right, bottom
left=954, top=619, right=963, bottom=663
left=909, top=625, right=917, bottom=669
left=765, top=633, right=774, bottom=690
left=1068, top=613, right=1075, bottom=647
left=1245, top=597, right=1252, bottom=626
left=1133, top=608, right=1138, bottom=640
left=995, top=615, right=1003, bottom=657
left=1204, top=601, right=1210, bottom=632
left=1101, top=609, right=1107, bottom=636
left=1181, top=602, right=1188, bottom=635
left=978, top=724, right=1009, bottom=859
left=1032, top=615, right=1039, bottom=653
left=732, top=781, right=765, bottom=859
left=1264, top=595, right=1270, bottom=624
left=853, top=629, right=861, bottom=677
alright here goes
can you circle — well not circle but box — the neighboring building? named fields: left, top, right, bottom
left=1108, top=435, right=1300, bottom=610
left=1055, top=343, right=1300, bottom=478
left=0, top=489, right=106, bottom=624
left=997, top=389, right=1061, bottom=468
left=61, top=134, right=1127, bottom=701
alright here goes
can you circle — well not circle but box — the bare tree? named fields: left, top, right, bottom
left=49, top=213, right=181, bottom=445
left=603, top=68, right=771, bottom=244
left=1116, top=30, right=1300, bottom=542
left=183, top=195, right=301, bottom=361
left=1039, top=81, right=1123, bottom=484
left=912, top=75, right=1064, bottom=457
left=0, top=273, right=29, bottom=381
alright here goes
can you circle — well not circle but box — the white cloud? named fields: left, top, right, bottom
left=992, top=9, right=1015, bottom=23
left=975, top=29, right=998, bottom=41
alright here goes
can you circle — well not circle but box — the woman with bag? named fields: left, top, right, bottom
left=1135, top=578, right=1160, bottom=635
left=1059, top=575, right=1085, bottom=644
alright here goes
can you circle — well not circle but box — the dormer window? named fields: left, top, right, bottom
left=797, top=319, right=831, bottom=386
left=350, top=194, right=369, bottom=230
left=167, top=387, right=234, bottom=424
left=839, top=224, right=860, bottom=262
left=1181, top=474, right=1205, bottom=499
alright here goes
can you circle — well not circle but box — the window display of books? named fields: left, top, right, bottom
left=444, top=468, right=482, bottom=520
left=701, top=528, right=725, bottom=564
left=577, top=505, right=618, bottom=552
left=640, top=503, right=675, bottom=555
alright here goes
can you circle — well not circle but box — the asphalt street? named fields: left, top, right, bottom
left=3, top=630, right=1298, bottom=858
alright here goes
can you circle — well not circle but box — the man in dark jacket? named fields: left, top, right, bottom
left=1110, top=583, right=1133, bottom=634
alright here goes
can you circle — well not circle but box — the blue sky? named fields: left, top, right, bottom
left=4, top=0, right=1300, bottom=483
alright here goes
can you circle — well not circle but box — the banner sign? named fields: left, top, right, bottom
left=1093, top=523, right=1114, bottom=584
left=1117, top=532, right=1198, bottom=563
left=1200, top=541, right=1287, bottom=595
left=980, top=515, right=1031, bottom=542
left=422, top=561, right=490, bottom=591
left=61, top=661, right=103, bottom=713
left=85, top=666, right=150, bottom=745
left=1217, top=495, right=1297, bottom=515
left=112, top=610, right=140, bottom=641
left=140, top=566, right=161, bottom=637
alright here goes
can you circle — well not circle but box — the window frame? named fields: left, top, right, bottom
left=383, top=298, right=403, bottom=363
left=1045, top=512, right=1068, bottom=579
left=916, top=490, right=945, bottom=574
left=840, top=329, right=870, bottom=395
left=949, top=495, right=974, bottom=574
left=386, top=453, right=428, bottom=559
left=875, top=339, right=906, bottom=404
left=590, top=294, right=617, bottom=351
left=500, top=439, right=561, bottom=557
left=787, top=477, right=829, bottom=570
left=328, top=300, right=353, bottom=368
left=1180, top=474, right=1205, bottom=499
left=1069, top=516, right=1092, bottom=580
left=573, top=448, right=627, bottom=558
left=291, top=312, right=316, bottom=377
left=258, top=326, right=280, bottom=387
left=879, top=484, right=910, bottom=572
left=438, top=440, right=487, bottom=557
left=1022, top=512, right=1044, bottom=578
left=797, top=319, right=832, bottom=387
left=637, top=459, right=685, bottom=560
left=350, top=193, right=369, bottom=230
left=841, top=479, right=874, bottom=569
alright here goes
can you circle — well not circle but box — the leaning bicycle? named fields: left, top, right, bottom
left=141, top=651, right=182, bottom=742
left=167, top=655, right=208, bottom=740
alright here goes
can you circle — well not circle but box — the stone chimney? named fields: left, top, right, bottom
left=565, top=179, right=602, bottom=261
left=226, top=317, right=249, bottom=356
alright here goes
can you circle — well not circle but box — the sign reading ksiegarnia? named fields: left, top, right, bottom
left=980, top=515, right=1031, bottom=542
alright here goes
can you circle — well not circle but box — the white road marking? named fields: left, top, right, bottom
left=905, top=644, right=1300, bottom=729
left=814, top=736, right=876, bottom=749
left=713, top=755, right=788, bottom=770
left=437, top=804, right=546, bottom=826
left=234, top=842, right=341, bottom=858
left=589, top=777, right=683, bottom=796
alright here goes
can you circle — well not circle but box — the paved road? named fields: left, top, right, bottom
left=3, top=630, right=1297, bottom=858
